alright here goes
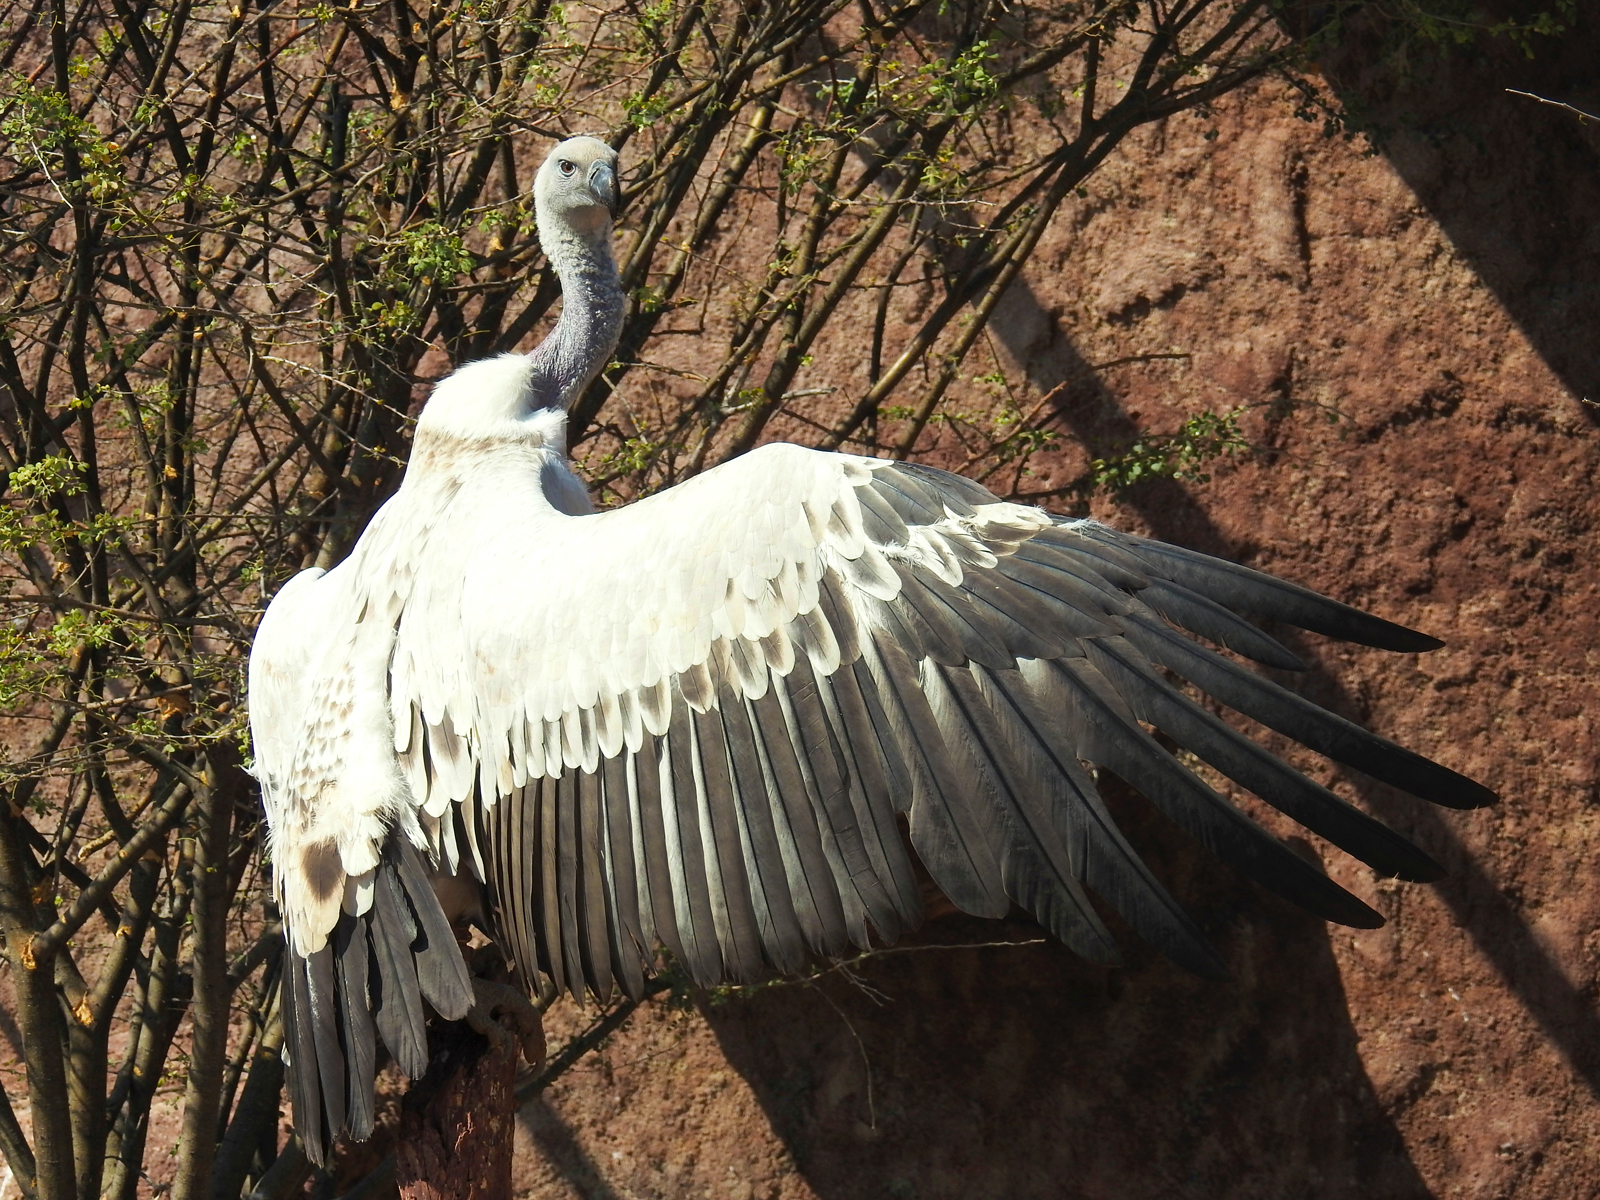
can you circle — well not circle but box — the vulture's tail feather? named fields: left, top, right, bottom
left=369, top=866, right=428, bottom=1077
left=332, top=913, right=376, bottom=1142
left=282, top=838, right=472, bottom=1168
left=392, top=839, right=475, bottom=1018
left=282, top=945, right=327, bottom=1165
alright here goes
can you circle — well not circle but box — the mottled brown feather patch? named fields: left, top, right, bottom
left=302, top=838, right=344, bottom=901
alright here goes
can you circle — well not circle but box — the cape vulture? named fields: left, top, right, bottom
left=248, top=136, right=1495, bottom=1165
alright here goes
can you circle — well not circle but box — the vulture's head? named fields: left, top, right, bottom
left=535, top=135, right=619, bottom=243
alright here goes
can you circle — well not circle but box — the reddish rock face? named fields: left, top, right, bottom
left=511, top=24, right=1600, bottom=1200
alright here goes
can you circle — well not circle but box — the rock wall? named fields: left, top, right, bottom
left=510, top=19, right=1600, bottom=1200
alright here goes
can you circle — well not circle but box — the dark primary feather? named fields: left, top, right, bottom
left=1120, top=613, right=1495, bottom=809
left=1137, top=578, right=1307, bottom=671
left=1085, top=639, right=1446, bottom=882
left=1037, top=654, right=1383, bottom=928
left=1081, top=524, right=1446, bottom=653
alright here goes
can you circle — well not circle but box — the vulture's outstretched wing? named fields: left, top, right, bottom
left=386, top=442, right=1490, bottom=1005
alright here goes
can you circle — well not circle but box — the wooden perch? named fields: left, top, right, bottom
left=396, top=1019, right=519, bottom=1200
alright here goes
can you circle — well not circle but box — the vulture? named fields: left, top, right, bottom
left=248, top=136, right=1495, bottom=1165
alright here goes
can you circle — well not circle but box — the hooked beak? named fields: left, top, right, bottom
left=588, top=160, right=619, bottom=217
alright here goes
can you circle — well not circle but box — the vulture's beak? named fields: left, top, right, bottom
left=588, top=160, right=619, bottom=218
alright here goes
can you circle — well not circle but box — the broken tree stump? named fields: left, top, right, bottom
left=395, top=1019, right=518, bottom=1200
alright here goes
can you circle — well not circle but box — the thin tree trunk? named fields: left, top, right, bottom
left=172, top=756, right=242, bottom=1200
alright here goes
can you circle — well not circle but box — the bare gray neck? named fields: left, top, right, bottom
left=529, top=225, right=624, bottom=411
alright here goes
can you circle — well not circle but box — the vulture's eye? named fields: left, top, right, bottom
left=558, top=159, right=576, bottom=176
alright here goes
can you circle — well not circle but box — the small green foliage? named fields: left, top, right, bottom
left=0, top=76, right=129, bottom=205
left=655, top=956, right=697, bottom=1012
left=226, top=128, right=261, bottom=165
left=633, top=284, right=673, bottom=314
left=637, top=0, right=674, bottom=32
left=1, top=76, right=80, bottom=154
left=774, top=125, right=827, bottom=196
left=814, top=76, right=863, bottom=111
left=871, top=39, right=1002, bottom=122
left=10, top=455, right=85, bottom=498
left=1387, top=0, right=1574, bottom=55
left=1091, top=408, right=1251, bottom=493
left=624, top=91, right=671, bottom=128
left=598, top=431, right=659, bottom=476
left=922, top=40, right=999, bottom=115
left=393, top=222, right=475, bottom=284
left=365, top=298, right=418, bottom=331
left=918, top=146, right=966, bottom=199
left=46, top=608, right=115, bottom=655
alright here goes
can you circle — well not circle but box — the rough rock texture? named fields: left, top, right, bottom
left=509, top=19, right=1600, bottom=1200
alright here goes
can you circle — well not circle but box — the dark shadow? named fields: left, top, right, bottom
left=516, top=1096, right=627, bottom=1200
left=701, top=793, right=1435, bottom=1200
left=1320, top=10, right=1600, bottom=414
left=1283, top=644, right=1600, bottom=1103
left=1016, top=326, right=1600, bottom=1101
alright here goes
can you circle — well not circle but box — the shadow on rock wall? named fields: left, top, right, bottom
left=700, top=802, right=1433, bottom=1200
left=1323, top=9, right=1600, bottom=413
